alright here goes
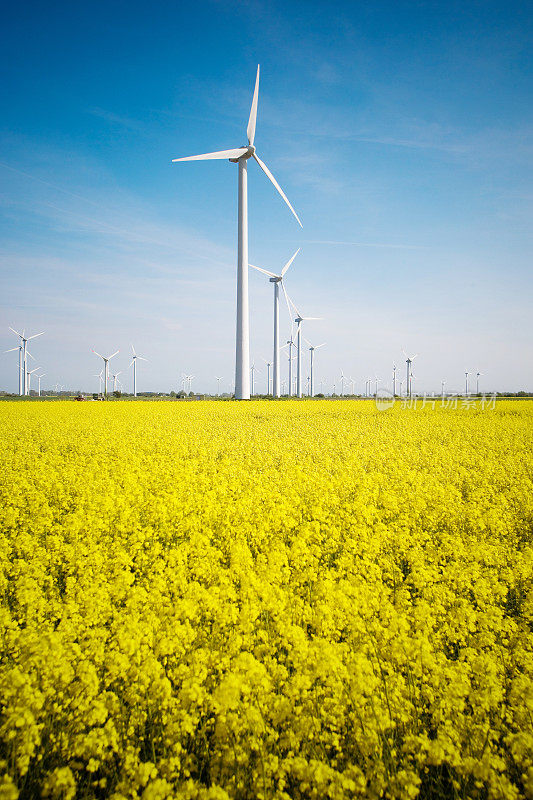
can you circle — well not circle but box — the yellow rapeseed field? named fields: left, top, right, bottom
left=0, top=399, right=532, bottom=800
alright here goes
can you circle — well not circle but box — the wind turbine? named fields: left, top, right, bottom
left=250, top=361, right=260, bottom=396
left=285, top=335, right=296, bottom=397
left=92, top=349, right=119, bottom=398
left=94, top=372, right=104, bottom=395
left=284, top=291, right=321, bottom=398
left=250, top=249, right=300, bottom=397
left=130, top=345, right=147, bottom=397
left=393, top=364, right=397, bottom=396
left=306, top=339, right=325, bottom=398
left=261, top=358, right=272, bottom=395
left=476, top=371, right=483, bottom=395
left=403, top=351, right=418, bottom=398
left=350, top=377, right=356, bottom=395
left=27, top=367, right=40, bottom=395
left=172, top=65, right=302, bottom=401
left=465, top=371, right=469, bottom=396
left=340, top=372, right=347, bottom=397
left=215, top=376, right=223, bottom=396
left=8, top=328, right=44, bottom=395
left=441, top=379, right=446, bottom=399
left=4, top=342, right=24, bottom=395
left=111, top=371, right=123, bottom=393
left=36, top=372, right=46, bottom=397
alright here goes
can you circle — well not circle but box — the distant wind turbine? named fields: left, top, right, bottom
left=250, top=249, right=300, bottom=397
left=403, top=351, right=418, bottom=398
left=284, top=291, right=321, bottom=398
left=215, top=376, right=223, bottom=396
left=27, top=367, right=40, bottom=395
left=465, top=371, right=469, bottom=395
left=111, top=371, right=123, bottom=393
left=8, top=328, right=44, bottom=395
left=172, top=65, right=302, bottom=400
left=37, top=373, right=46, bottom=397
left=92, top=349, right=119, bottom=398
left=130, top=345, right=147, bottom=397
left=476, top=371, right=483, bottom=395
left=305, top=339, right=325, bottom=398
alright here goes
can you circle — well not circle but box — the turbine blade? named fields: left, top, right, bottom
left=172, top=148, right=248, bottom=162
left=26, top=351, right=35, bottom=361
left=316, top=343, right=326, bottom=349
left=131, top=344, right=136, bottom=356
left=92, top=350, right=104, bottom=359
left=249, top=263, right=277, bottom=278
left=247, top=65, right=260, bottom=146
left=138, top=356, right=148, bottom=361
left=28, top=332, right=45, bottom=340
left=9, top=327, right=23, bottom=337
left=252, top=153, right=303, bottom=227
left=302, top=316, right=322, bottom=321
left=281, top=248, right=300, bottom=276
left=108, top=350, right=119, bottom=360
left=4, top=347, right=19, bottom=353
left=281, top=283, right=299, bottom=319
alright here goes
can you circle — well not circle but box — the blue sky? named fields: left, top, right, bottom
left=1, top=0, right=531, bottom=394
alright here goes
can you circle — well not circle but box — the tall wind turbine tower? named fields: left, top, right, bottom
left=92, top=350, right=119, bottom=398
left=172, top=66, right=302, bottom=400
left=8, top=328, right=44, bottom=395
left=130, top=345, right=147, bottom=398
left=306, top=339, right=325, bottom=398
left=403, top=352, right=418, bottom=398
left=250, top=249, right=299, bottom=397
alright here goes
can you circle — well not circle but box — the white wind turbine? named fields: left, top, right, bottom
left=4, top=342, right=26, bottom=396
left=8, top=328, right=44, bottom=395
left=27, top=367, right=40, bottom=394
left=92, top=349, right=119, bottom=398
left=261, top=358, right=272, bottom=395
left=250, top=249, right=300, bottom=397
left=111, top=371, right=122, bottom=393
left=94, top=371, right=104, bottom=395
left=172, top=66, right=302, bottom=401
left=215, top=376, right=223, bottom=396
left=403, top=351, right=418, bottom=398
left=250, top=361, right=260, bottom=396
left=284, top=291, right=321, bottom=398
left=37, top=372, right=46, bottom=397
left=476, top=371, right=483, bottom=395
left=129, top=345, right=148, bottom=398
left=340, top=371, right=347, bottom=396
left=465, top=371, right=469, bottom=395
left=305, top=339, right=326, bottom=398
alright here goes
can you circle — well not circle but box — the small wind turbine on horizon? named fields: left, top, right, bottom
left=37, top=373, right=46, bottom=397
left=111, top=371, right=123, bottom=393
left=27, top=367, right=40, bottom=395
left=92, top=349, right=119, bottom=398
left=403, top=351, right=418, bottom=398
left=215, top=376, right=223, bottom=396
left=284, top=291, right=321, bottom=398
left=476, top=371, right=483, bottom=394
left=465, top=371, right=469, bottom=395
left=305, top=339, right=325, bottom=398
left=8, top=328, right=44, bottom=395
left=130, top=345, right=147, bottom=397
left=250, top=249, right=300, bottom=397
left=172, top=65, right=302, bottom=401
